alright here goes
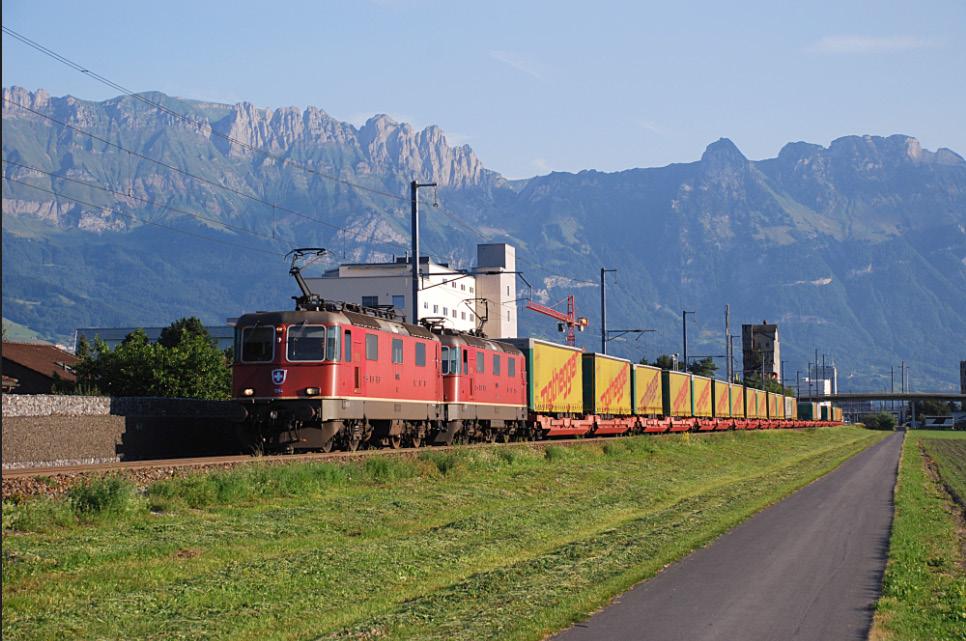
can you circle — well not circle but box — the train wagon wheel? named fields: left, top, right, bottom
left=389, top=435, right=402, bottom=449
left=320, top=438, right=335, bottom=454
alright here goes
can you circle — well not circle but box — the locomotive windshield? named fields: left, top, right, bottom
left=287, top=325, right=326, bottom=361
left=240, top=326, right=274, bottom=362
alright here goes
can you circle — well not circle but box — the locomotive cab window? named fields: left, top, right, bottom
left=508, top=357, right=516, bottom=378
left=241, top=326, right=274, bottom=362
left=493, top=354, right=501, bottom=376
left=415, top=342, right=426, bottom=367
left=476, top=351, right=484, bottom=374
left=392, top=338, right=404, bottom=364
left=287, top=325, right=326, bottom=361
left=441, top=346, right=459, bottom=374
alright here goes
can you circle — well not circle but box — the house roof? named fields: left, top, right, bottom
left=1, top=341, right=79, bottom=382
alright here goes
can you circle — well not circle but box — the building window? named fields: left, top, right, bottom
left=493, top=354, right=501, bottom=376
left=452, top=309, right=457, bottom=318
left=392, top=295, right=405, bottom=310
left=461, top=312, right=466, bottom=320
left=415, top=342, right=426, bottom=367
left=433, top=304, right=439, bottom=314
left=469, top=312, right=474, bottom=320
left=476, top=351, right=484, bottom=373
left=443, top=307, right=448, bottom=316
left=506, top=285, right=510, bottom=296
left=362, top=295, right=379, bottom=308
left=392, top=338, right=403, bottom=364
left=451, top=282, right=457, bottom=288
left=365, top=334, right=378, bottom=361
left=508, top=357, right=515, bottom=378
left=461, top=284, right=466, bottom=291
left=507, top=310, right=511, bottom=321
left=424, top=301, right=429, bottom=309
left=469, top=286, right=474, bottom=293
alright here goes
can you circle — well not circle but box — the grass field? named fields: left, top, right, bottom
left=3, top=427, right=882, bottom=641
left=871, top=430, right=966, bottom=641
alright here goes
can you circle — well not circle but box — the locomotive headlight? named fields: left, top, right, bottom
left=305, top=387, right=320, bottom=396
left=269, top=409, right=279, bottom=420
left=242, top=388, right=255, bottom=397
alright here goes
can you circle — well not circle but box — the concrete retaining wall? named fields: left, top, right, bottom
left=1, top=394, right=244, bottom=469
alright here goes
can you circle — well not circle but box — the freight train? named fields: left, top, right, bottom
left=233, top=260, right=841, bottom=452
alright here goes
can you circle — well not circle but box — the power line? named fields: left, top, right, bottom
left=2, top=96, right=344, bottom=231
left=1, top=26, right=408, bottom=203
left=3, top=176, right=285, bottom=257
left=3, top=158, right=281, bottom=243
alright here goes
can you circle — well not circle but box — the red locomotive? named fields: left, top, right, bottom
left=233, top=249, right=527, bottom=451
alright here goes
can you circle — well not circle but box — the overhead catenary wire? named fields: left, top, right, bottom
left=3, top=176, right=285, bottom=257
left=3, top=158, right=283, bottom=244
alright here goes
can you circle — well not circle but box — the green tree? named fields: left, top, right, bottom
left=687, top=357, right=718, bottom=378
left=743, top=373, right=794, bottom=395
left=914, top=399, right=953, bottom=416
left=642, top=354, right=677, bottom=370
left=158, top=316, right=210, bottom=349
left=74, top=321, right=230, bottom=399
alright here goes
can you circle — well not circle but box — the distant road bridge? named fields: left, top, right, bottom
left=797, top=392, right=966, bottom=403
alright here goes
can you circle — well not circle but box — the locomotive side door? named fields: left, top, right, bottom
left=342, top=329, right=361, bottom=394
left=463, top=347, right=473, bottom=400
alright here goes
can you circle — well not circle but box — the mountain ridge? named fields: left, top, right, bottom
left=3, top=86, right=964, bottom=390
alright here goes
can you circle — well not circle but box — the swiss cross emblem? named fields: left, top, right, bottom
left=271, top=369, right=287, bottom=385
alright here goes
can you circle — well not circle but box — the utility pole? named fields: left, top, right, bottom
left=600, top=268, right=616, bottom=353
left=682, top=310, right=695, bottom=372
left=410, top=180, right=437, bottom=325
left=728, top=335, right=737, bottom=382
left=796, top=370, right=800, bottom=398
left=724, top=304, right=731, bottom=381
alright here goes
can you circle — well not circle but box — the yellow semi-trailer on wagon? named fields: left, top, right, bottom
left=768, top=392, right=784, bottom=420
left=633, top=363, right=664, bottom=415
left=582, top=352, right=634, bottom=435
left=713, top=379, right=732, bottom=418
left=663, top=370, right=693, bottom=418
left=692, top=375, right=714, bottom=424
left=581, top=352, right=632, bottom=416
left=507, top=337, right=583, bottom=414
left=748, top=388, right=766, bottom=419
left=730, top=383, right=745, bottom=419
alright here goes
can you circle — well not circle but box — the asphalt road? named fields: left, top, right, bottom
left=553, top=432, right=902, bottom=641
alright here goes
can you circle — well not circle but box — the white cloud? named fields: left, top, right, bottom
left=489, top=50, right=546, bottom=79
left=785, top=277, right=833, bottom=287
left=805, top=35, right=938, bottom=54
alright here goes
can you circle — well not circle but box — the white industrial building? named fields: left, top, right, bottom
left=305, top=243, right=518, bottom=338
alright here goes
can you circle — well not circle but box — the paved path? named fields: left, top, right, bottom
left=553, top=432, right=902, bottom=641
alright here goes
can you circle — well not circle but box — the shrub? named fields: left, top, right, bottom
left=68, top=477, right=134, bottom=518
left=862, top=412, right=897, bottom=431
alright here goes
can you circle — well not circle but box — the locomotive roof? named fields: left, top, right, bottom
left=236, top=309, right=436, bottom=339
left=437, top=331, right=523, bottom=355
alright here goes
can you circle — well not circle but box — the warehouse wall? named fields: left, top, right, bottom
left=1, top=394, right=245, bottom=469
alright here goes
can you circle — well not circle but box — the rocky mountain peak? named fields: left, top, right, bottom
left=701, top=138, right=747, bottom=165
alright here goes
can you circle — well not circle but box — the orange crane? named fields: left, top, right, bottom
left=525, top=294, right=589, bottom=346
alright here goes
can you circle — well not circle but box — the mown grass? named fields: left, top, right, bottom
left=871, top=431, right=966, bottom=641
left=2, top=427, right=882, bottom=641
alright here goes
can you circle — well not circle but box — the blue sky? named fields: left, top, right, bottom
left=3, top=0, right=964, bottom=178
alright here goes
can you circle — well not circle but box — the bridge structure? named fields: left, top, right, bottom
left=797, top=391, right=966, bottom=425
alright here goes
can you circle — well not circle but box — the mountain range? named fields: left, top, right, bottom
left=3, top=86, right=965, bottom=391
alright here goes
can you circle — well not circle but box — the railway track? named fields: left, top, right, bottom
left=1, top=434, right=629, bottom=499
